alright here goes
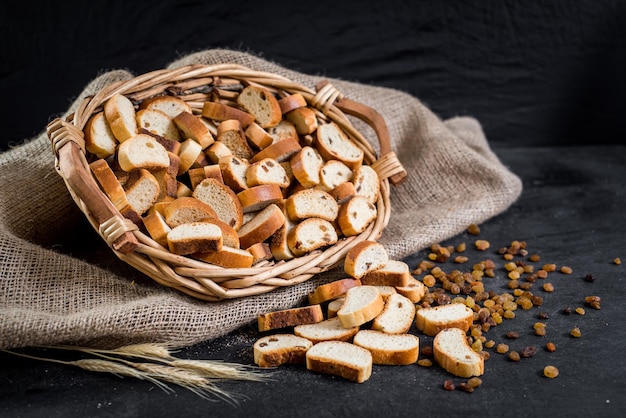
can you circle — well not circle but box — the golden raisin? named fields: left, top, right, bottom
left=475, top=240, right=490, bottom=251
left=570, top=327, right=582, bottom=338
left=467, top=377, right=483, bottom=388
left=546, top=342, right=557, bottom=352
left=454, top=256, right=469, bottom=264
left=575, top=307, right=586, bottom=315
left=496, top=343, right=509, bottom=354
left=508, top=351, right=521, bottom=362
left=543, top=365, right=559, bottom=378
left=560, top=266, right=573, bottom=274
left=614, top=257, right=622, bottom=265
left=543, top=263, right=557, bottom=272
left=418, top=359, right=433, bottom=367
left=456, top=242, right=466, bottom=253
left=542, top=283, right=555, bottom=292
left=529, top=254, right=541, bottom=262
left=467, top=224, right=481, bottom=235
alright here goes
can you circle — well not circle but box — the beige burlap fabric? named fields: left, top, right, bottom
left=0, top=49, right=522, bottom=350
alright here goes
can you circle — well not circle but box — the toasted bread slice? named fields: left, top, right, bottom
left=315, top=122, right=363, bottom=169
left=236, top=85, right=282, bottom=128
left=253, top=334, right=313, bottom=368
left=294, top=317, right=359, bottom=344
left=360, top=259, right=411, bottom=288
left=371, top=293, right=416, bottom=334
left=433, top=327, right=484, bottom=378
left=415, top=303, right=474, bottom=337
left=257, top=304, right=324, bottom=331
left=306, top=341, right=372, bottom=383
left=337, top=285, right=384, bottom=328
left=337, top=195, right=377, bottom=237
left=343, top=240, right=389, bottom=280
left=166, top=221, right=223, bottom=255
left=84, top=111, right=118, bottom=158
left=353, top=330, right=420, bottom=366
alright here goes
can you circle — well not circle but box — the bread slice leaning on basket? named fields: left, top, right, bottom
left=46, top=64, right=407, bottom=302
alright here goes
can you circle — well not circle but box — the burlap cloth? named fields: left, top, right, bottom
left=0, top=49, right=522, bottom=350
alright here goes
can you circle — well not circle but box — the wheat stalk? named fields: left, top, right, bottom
left=1, top=343, right=268, bottom=402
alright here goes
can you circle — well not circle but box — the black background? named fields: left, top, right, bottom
left=2, top=0, right=626, bottom=149
left=2, top=1, right=626, bottom=417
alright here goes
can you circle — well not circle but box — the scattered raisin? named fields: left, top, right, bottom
left=520, top=345, right=538, bottom=358
left=584, top=274, right=595, bottom=283
left=570, top=327, right=582, bottom=338
left=458, top=382, right=474, bottom=393
left=506, top=331, right=520, bottom=339
left=546, top=342, right=557, bottom=352
left=543, top=365, right=559, bottom=378
left=443, top=380, right=456, bottom=391
left=508, top=351, right=521, bottom=362
left=467, top=224, right=481, bottom=235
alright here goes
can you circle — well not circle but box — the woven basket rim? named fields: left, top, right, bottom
left=47, top=62, right=406, bottom=301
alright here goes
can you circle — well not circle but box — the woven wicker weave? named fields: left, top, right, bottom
left=47, top=63, right=406, bottom=301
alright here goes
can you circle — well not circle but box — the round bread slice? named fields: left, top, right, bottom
left=319, top=160, right=353, bottom=191
left=163, top=196, right=217, bottom=228
left=433, top=327, right=485, bottom=378
left=216, top=119, right=254, bottom=160
left=253, top=334, right=313, bottom=368
left=173, top=111, right=214, bottom=149
left=104, top=93, right=138, bottom=142
left=117, top=134, right=170, bottom=172
left=294, top=317, right=359, bottom=344
left=236, top=85, right=282, bottom=128
left=290, top=146, right=324, bottom=188
left=371, top=293, right=416, bottom=334
left=353, top=164, right=381, bottom=204
left=84, top=111, right=118, bottom=158
left=166, top=221, right=223, bottom=255
left=306, top=341, right=372, bottom=383
left=237, top=203, right=286, bottom=249
left=337, top=195, right=377, bottom=237
left=192, top=178, right=244, bottom=230
left=353, top=330, right=420, bottom=366
left=139, top=95, right=192, bottom=119
left=246, top=158, right=290, bottom=188
left=414, top=303, right=474, bottom=337
left=395, top=277, right=427, bottom=303
left=287, top=217, right=338, bottom=257
left=336, top=285, right=384, bottom=328
left=343, top=240, right=389, bottom=280
left=135, top=108, right=181, bottom=141
left=360, top=259, right=412, bottom=288
left=249, top=137, right=302, bottom=164
left=315, top=122, right=363, bottom=169
left=285, top=189, right=339, bottom=222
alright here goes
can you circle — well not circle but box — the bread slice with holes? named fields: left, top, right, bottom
left=353, top=330, right=420, bottom=366
left=315, top=122, right=363, bottom=169
left=84, top=111, right=118, bottom=158
left=257, top=304, right=324, bottom=331
left=343, top=240, right=389, bottom=280
left=253, top=334, right=313, bottom=368
left=246, top=158, right=290, bottom=188
left=237, top=85, right=282, bottom=128
left=360, top=259, right=411, bottom=288
left=415, top=303, right=474, bottom=337
left=371, top=293, right=415, bottom=334
left=287, top=217, right=338, bottom=257
left=353, top=164, right=380, bottom=204
left=268, top=120, right=298, bottom=143
left=306, top=341, right=372, bottom=383
left=192, top=178, right=244, bottom=230
left=319, top=160, right=353, bottom=191
left=294, top=317, right=359, bottom=344
left=336, top=285, right=384, bottom=328
left=117, top=134, right=170, bottom=172
left=135, top=108, right=181, bottom=141
left=290, top=146, right=324, bottom=188
left=433, top=327, right=484, bottom=377
left=337, top=195, right=377, bottom=237
left=104, top=93, right=138, bottom=142
left=166, top=221, right=223, bottom=255
left=237, top=184, right=284, bottom=213
left=285, top=189, right=339, bottom=222
left=219, top=155, right=250, bottom=192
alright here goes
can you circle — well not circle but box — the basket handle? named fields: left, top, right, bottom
left=47, top=118, right=139, bottom=254
left=314, top=81, right=407, bottom=186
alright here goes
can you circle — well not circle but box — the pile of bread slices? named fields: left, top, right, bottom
left=83, top=84, right=381, bottom=268
left=254, top=241, right=485, bottom=383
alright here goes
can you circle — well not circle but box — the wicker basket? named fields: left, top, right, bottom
left=47, top=63, right=407, bottom=301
